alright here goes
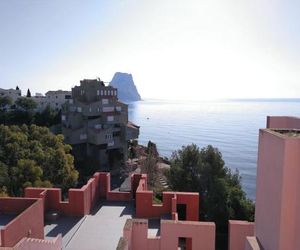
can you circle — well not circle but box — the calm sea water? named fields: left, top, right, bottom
left=128, top=99, right=300, bottom=200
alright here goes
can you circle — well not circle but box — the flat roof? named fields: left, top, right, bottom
left=45, top=201, right=134, bottom=250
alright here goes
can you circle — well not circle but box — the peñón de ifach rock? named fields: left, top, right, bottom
left=109, top=72, right=141, bottom=102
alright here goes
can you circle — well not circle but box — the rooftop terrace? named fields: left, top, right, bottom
left=45, top=201, right=134, bottom=249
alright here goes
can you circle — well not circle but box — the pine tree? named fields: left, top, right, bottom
left=26, top=88, right=31, bottom=97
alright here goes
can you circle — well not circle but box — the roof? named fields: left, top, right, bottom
left=127, top=121, right=140, bottom=129
left=45, top=90, right=71, bottom=95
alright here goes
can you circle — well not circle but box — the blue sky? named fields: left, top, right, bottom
left=0, top=0, right=300, bottom=100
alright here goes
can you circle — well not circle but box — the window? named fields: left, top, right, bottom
left=101, top=90, right=103, bottom=95
left=107, top=116, right=114, bottom=122
left=116, top=106, right=121, bottom=112
left=103, top=106, right=114, bottom=112
left=97, top=90, right=99, bottom=96
left=80, top=134, right=87, bottom=140
left=77, top=107, right=82, bottom=112
left=102, top=99, right=108, bottom=105
left=114, top=90, right=117, bottom=96
left=89, top=107, right=92, bottom=112
left=105, top=134, right=113, bottom=140
left=104, top=90, right=107, bottom=95
left=61, top=115, right=66, bottom=121
left=94, top=124, right=102, bottom=129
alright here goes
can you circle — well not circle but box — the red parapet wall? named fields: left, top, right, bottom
left=228, top=220, right=254, bottom=250
left=0, top=198, right=36, bottom=214
left=135, top=175, right=199, bottom=220
left=122, top=219, right=215, bottom=250
left=14, top=235, right=62, bottom=250
left=25, top=172, right=101, bottom=216
left=267, top=116, right=300, bottom=129
left=0, top=198, right=44, bottom=247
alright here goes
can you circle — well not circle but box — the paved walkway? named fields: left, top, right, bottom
left=64, top=201, right=134, bottom=250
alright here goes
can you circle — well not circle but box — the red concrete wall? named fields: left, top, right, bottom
left=131, top=220, right=148, bottom=250
left=255, top=129, right=285, bottom=250
left=160, top=220, right=215, bottom=250
left=228, top=220, right=254, bottom=250
left=0, top=198, right=36, bottom=214
left=25, top=173, right=102, bottom=216
left=126, top=219, right=215, bottom=250
left=267, top=116, right=300, bottom=129
left=1, top=198, right=44, bottom=247
left=107, top=191, right=132, bottom=201
left=135, top=187, right=199, bottom=221
left=177, top=193, right=199, bottom=221
left=255, top=129, right=300, bottom=250
left=14, top=235, right=62, bottom=250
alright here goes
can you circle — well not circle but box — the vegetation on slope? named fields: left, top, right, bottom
left=0, top=124, right=78, bottom=196
left=166, top=144, right=254, bottom=250
left=0, top=96, right=61, bottom=127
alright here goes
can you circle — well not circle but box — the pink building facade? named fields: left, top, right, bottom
left=229, top=116, right=300, bottom=250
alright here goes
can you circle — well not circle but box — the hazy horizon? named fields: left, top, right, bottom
left=1, top=0, right=300, bottom=100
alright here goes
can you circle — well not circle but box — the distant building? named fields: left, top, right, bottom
left=62, top=78, right=139, bottom=169
left=45, top=90, right=72, bottom=110
left=31, top=93, right=47, bottom=111
left=0, top=87, right=21, bottom=102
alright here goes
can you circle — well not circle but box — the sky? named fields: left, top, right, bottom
left=0, top=0, right=300, bottom=100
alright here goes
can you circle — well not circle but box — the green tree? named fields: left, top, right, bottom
left=15, top=97, right=37, bottom=111
left=34, top=105, right=59, bottom=127
left=167, top=144, right=254, bottom=250
left=26, top=88, right=31, bottom=97
left=0, top=96, right=13, bottom=110
left=0, top=124, right=78, bottom=196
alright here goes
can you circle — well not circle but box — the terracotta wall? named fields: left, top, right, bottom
left=266, top=116, right=300, bottom=129
left=0, top=198, right=44, bottom=247
left=25, top=172, right=101, bottom=216
left=13, top=235, right=62, bottom=250
left=228, top=220, right=254, bottom=250
left=135, top=183, right=199, bottom=221
left=123, top=219, right=215, bottom=250
left=0, top=198, right=36, bottom=214
left=255, top=129, right=300, bottom=250
left=98, top=172, right=132, bottom=201
left=160, top=220, right=215, bottom=250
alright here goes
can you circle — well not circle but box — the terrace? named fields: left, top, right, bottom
left=44, top=201, right=134, bottom=250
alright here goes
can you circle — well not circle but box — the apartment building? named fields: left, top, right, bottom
left=62, top=78, right=139, bottom=169
left=45, top=90, right=72, bottom=110
left=0, top=87, right=21, bottom=102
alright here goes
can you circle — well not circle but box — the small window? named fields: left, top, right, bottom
left=101, top=90, right=103, bottom=95
left=107, top=116, right=114, bottom=122
left=80, top=134, right=87, bottom=140
left=104, top=90, right=107, bottom=95
left=97, top=90, right=99, bottom=95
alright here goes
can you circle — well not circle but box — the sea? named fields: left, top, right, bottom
left=128, top=99, right=300, bottom=200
